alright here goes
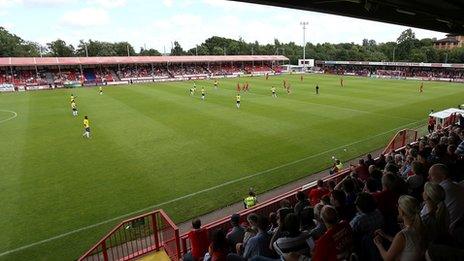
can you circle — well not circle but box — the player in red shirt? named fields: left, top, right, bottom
left=309, top=180, right=329, bottom=206
left=312, top=206, right=353, bottom=261
left=265, top=73, right=269, bottom=80
left=187, top=219, right=209, bottom=260
left=236, top=83, right=241, bottom=92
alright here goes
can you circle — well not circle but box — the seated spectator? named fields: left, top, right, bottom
left=365, top=153, right=375, bottom=167
left=267, top=212, right=278, bottom=234
left=373, top=174, right=400, bottom=234
left=186, top=219, right=209, bottom=261
left=353, top=159, right=369, bottom=181
left=406, top=161, right=426, bottom=201
left=226, top=214, right=245, bottom=253
left=312, top=206, right=353, bottom=261
left=308, top=203, right=326, bottom=240
left=374, top=195, right=425, bottom=261
left=294, top=191, right=310, bottom=217
left=269, top=207, right=293, bottom=250
left=364, top=177, right=380, bottom=194
left=421, top=182, right=450, bottom=244
left=309, top=180, right=328, bottom=206
left=350, top=192, right=384, bottom=237
left=376, top=154, right=386, bottom=169
left=230, top=215, right=273, bottom=261
left=330, top=189, right=355, bottom=222
left=207, top=229, right=229, bottom=261
left=242, top=214, right=258, bottom=247
left=273, top=213, right=312, bottom=258
left=427, top=163, right=464, bottom=230
left=400, top=156, right=414, bottom=178
left=350, top=193, right=384, bottom=261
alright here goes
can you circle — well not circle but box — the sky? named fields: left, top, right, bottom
left=0, top=0, right=447, bottom=52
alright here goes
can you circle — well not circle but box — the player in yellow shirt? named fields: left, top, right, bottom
left=214, top=80, right=218, bottom=89
left=271, top=86, right=277, bottom=98
left=70, top=94, right=76, bottom=103
left=236, top=93, right=241, bottom=109
left=71, top=100, right=78, bottom=116
left=82, top=116, right=91, bottom=138
left=201, top=87, right=206, bottom=100
left=99, top=86, right=103, bottom=95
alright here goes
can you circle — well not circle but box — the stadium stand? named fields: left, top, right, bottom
left=78, top=115, right=464, bottom=261
left=0, top=55, right=287, bottom=91
left=317, top=61, right=464, bottom=82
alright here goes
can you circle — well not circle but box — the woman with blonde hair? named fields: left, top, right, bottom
left=421, top=182, right=450, bottom=243
left=373, top=195, right=425, bottom=261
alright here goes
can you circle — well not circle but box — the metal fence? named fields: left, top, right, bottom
left=382, top=129, right=418, bottom=155
left=79, top=209, right=180, bottom=261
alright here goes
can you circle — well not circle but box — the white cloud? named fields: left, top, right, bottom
left=88, top=0, right=126, bottom=8
left=60, top=7, right=110, bottom=28
left=163, top=0, right=173, bottom=7
left=20, top=0, right=76, bottom=7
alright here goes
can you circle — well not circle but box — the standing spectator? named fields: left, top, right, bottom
left=427, top=163, right=464, bottom=229
left=374, top=196, right=425, bottom=261
left=185, top=219, right=209, bottom=261
left=226, top=214, right=245, bottom=253
left=309, top=180, right=328, bottom=206
left=428, top=116, right=435, bottom=133
left=312, top=206, right=353, bottom=261
left=421, top=182, right=450, bottom=244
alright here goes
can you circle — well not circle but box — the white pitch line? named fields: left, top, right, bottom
left=0, top=110, right=18, bottom=124
left=0, top=119, right=424, bottom=257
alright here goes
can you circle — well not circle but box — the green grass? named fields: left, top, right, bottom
left=0, top=74, right=463, bottom=260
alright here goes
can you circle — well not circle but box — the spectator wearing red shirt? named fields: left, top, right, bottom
left=353, top=159, right=369, bottom=181
left=312, top=206, right=353, bottom=261
left=186, top=219, right=209, bottom=261
left=309, top=180, right=329, bottom=206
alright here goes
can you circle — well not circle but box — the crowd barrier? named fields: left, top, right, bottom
left=78, top=210, right=180, bottom=261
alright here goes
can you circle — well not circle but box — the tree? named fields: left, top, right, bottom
left=0, top=27, right=41, bottom=56
left=170, top=41, right=185, bottom=56
left=139, top=48, right=161, bottom=56
left=113, top=42, right=136, bottom=56
left=47, top=39, right=74, bottom=57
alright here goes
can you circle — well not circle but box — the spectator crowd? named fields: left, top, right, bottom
left=184, top=124, right=464, bottom=261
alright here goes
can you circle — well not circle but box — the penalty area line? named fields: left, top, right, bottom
left=0, top=110, right=18, bottom=124
left=0, top=119, right=424, bottom=257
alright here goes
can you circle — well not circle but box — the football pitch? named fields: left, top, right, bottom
left=1, top=74, right=463, bottom=260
